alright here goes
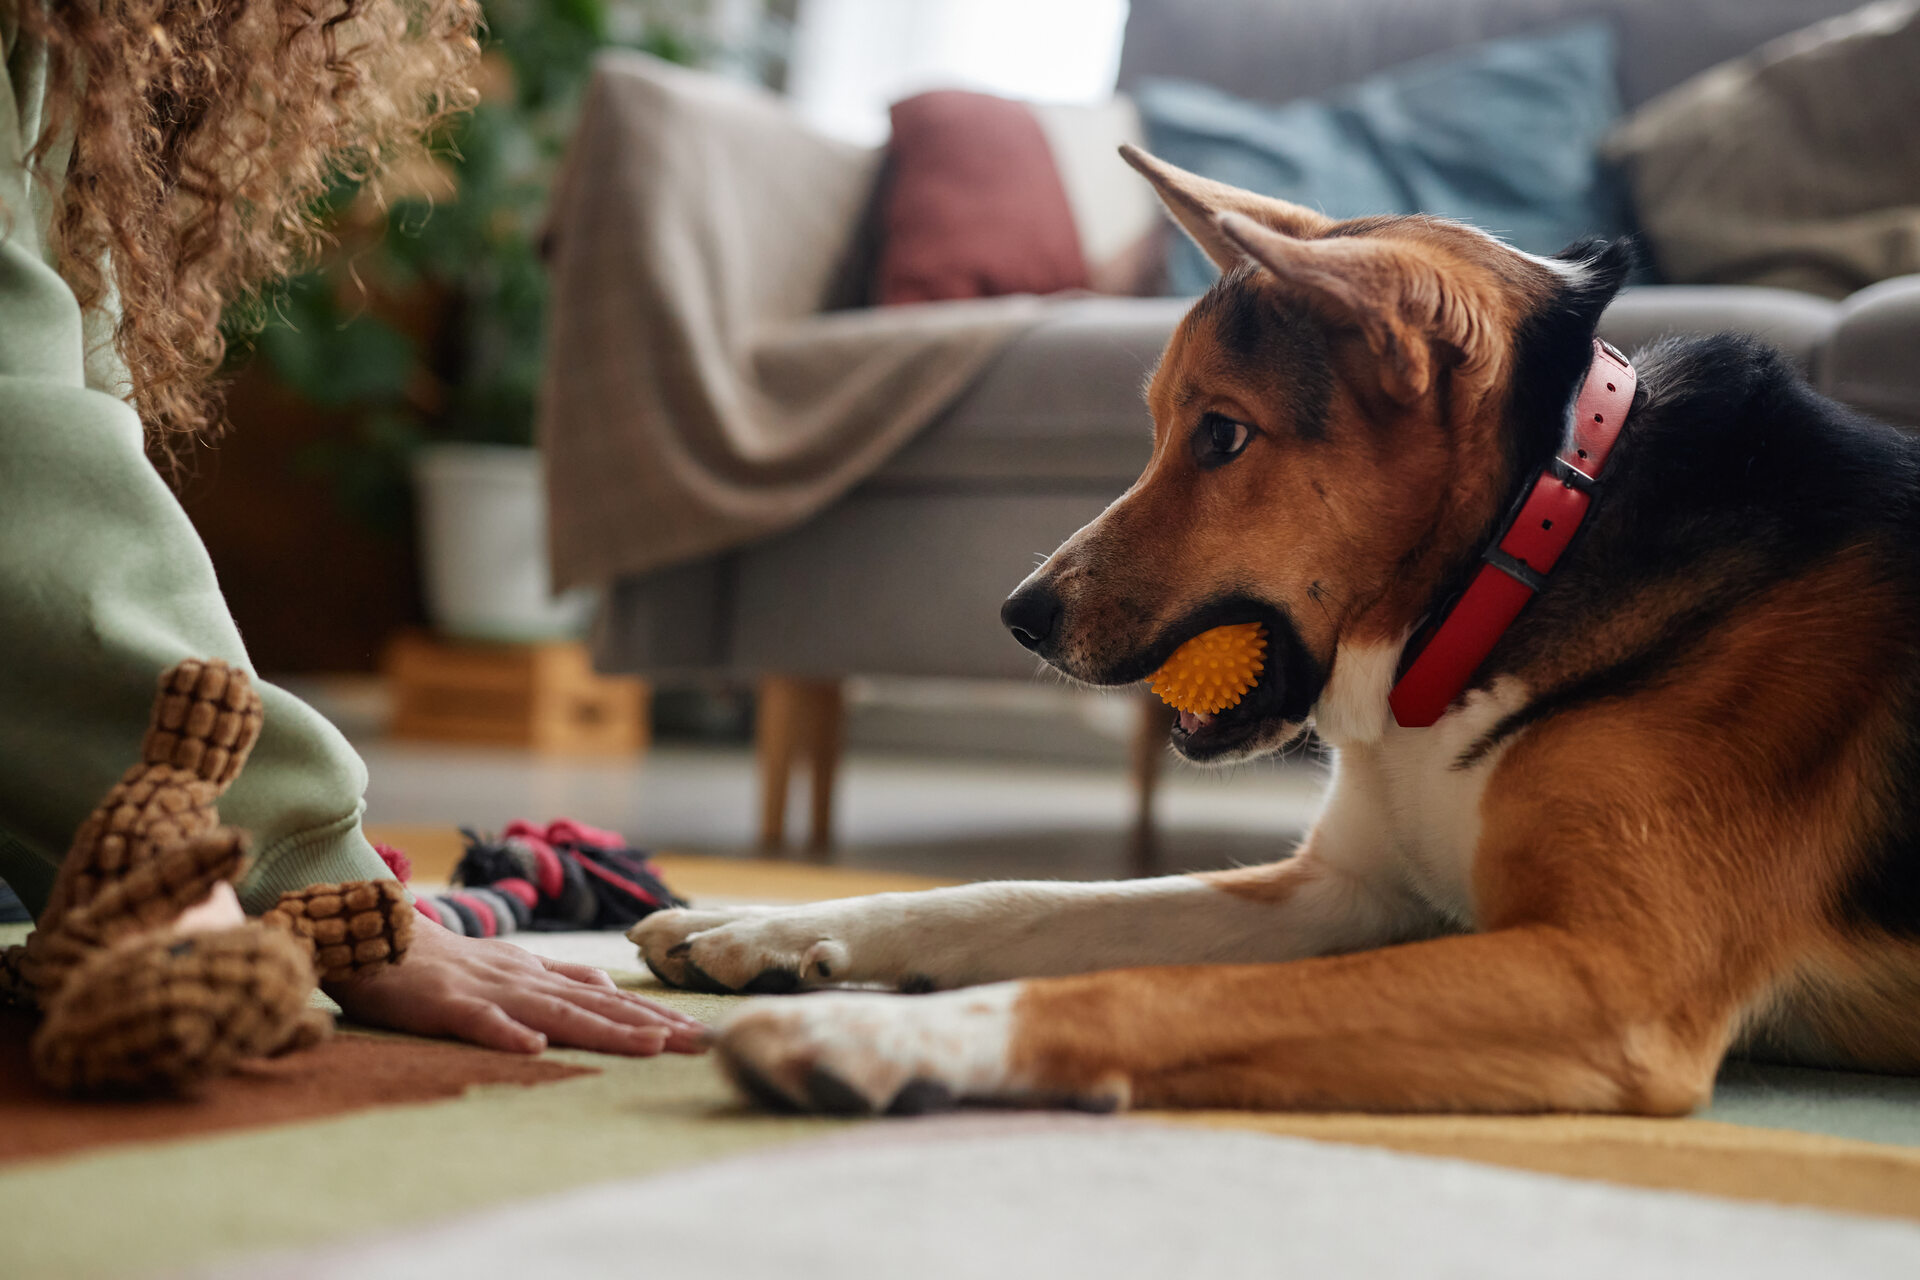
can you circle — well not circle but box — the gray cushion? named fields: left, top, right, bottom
left=1599, top=285, right=1839, bottom=375
left=1118, top=0, right=1868, bottom=111
left=731, top=493, right=1117, bottom=680
left=874, top=297, right=1187, bottom=488
left=1824, top=274, right=1920, bottom=429
left=874, top=286, right=1841, bottom=488
left=595, top=492, right=1117, bottom=680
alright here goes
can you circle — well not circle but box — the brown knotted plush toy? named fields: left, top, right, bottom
left=0, top=659, right=413, bottom=1093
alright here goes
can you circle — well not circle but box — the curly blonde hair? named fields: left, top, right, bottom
left=16, top=0, right=481, bottom=460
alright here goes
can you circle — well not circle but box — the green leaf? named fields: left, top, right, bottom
left=253, top=277, right=419, bottom=409
left=227, top=0, right=733, bottom=531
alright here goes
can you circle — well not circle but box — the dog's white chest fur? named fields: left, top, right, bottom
left=1314, top=673, right=1531, bottom=928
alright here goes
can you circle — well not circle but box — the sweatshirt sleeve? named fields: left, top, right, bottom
left=0, top=42, right=392, bottom=916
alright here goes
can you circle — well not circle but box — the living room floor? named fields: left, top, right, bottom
left=355, top=738, right=1326, bottom=881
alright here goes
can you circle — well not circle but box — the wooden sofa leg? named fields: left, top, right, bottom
left=804, top=681, right=844, bottom=859
left=755, top=676, right=844, bottom=857
left=1130, top=695, right=1175, bottom=877
left=756, top=676, right=798, bottom=851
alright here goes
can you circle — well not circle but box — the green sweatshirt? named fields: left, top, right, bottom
left=0, top=19, right=392, bottom=914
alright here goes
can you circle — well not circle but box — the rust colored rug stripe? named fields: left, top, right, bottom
left=0, top=1010, right=593, bottom=1166
left=1154, top=1110, right=1920, bottom=1222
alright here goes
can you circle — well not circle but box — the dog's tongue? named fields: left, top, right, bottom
left=1178, top=709, right=1213, bottom=735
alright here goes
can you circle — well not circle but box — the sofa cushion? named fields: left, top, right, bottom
left=1824, top=274, right=1920, bottom=428
left=1117, top=0, right=1871, bottom=113
left=1598, top=285, right=1839, bottom=375
left=1137, top=23, right=1631, bottom=295
left=874, top=297, right=1187, bottom=488
left=1028, top=98, right=1166, bottom=295
left=872, top=285, right=1843, bottom=489
left=877, top=91, right=1089, bottom=305
left=1604, top=1, right=1920, bottom=298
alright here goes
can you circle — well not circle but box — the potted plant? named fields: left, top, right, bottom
left=235, top=1, right=733, bottom=641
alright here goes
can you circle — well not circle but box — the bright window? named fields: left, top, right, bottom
left=787, top=0, right=1131, bottom=144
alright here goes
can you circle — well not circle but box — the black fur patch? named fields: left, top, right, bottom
left=1186, top=266, right=1333, bottom=441
left=1438, top=249, right=1920, bottom=937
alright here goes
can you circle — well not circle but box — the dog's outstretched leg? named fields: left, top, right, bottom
left=632, top=843, right=1428, bottom=995
left=709, top=923, right=1731, bottom=1116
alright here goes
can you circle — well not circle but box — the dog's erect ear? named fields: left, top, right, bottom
left=1120, top=144, right=1334, bottom=271
left=1217, top=212, right=1462, bottom=407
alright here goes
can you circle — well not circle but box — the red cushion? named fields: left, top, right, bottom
left=877, top=90, right=1088, bottom=305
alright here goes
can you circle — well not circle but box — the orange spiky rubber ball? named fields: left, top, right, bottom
left=1147, top=623, right=1269, bottom=717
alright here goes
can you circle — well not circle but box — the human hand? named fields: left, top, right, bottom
left=325, top=915, right=706, bottom=1056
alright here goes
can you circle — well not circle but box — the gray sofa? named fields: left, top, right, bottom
left=592, top=0, right=1920, bottom=846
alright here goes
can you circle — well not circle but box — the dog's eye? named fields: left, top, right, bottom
left=1191, top=414, right=1252, bottom=469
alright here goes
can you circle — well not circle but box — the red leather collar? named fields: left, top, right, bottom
left=1388, top=338, right=1637, bottom=728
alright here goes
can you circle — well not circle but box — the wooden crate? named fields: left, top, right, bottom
left=384, top=632, right=650, bottom=756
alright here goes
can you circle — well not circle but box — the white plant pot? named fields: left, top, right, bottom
left=412, top=443, right=597, bottom=643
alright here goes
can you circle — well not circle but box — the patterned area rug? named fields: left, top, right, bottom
left=3, top=844, right=1917, bottom=1277
left=190, top=1121, right=1920, bottom=1280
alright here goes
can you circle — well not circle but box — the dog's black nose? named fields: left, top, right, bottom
left=1001, top=584, right=1062, bottom=653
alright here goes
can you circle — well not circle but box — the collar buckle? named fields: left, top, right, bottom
left=1546, top=455, right=1598, bottom=494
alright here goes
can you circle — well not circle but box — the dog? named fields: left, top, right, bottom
left=632, top=146, right=1920, bottom=1116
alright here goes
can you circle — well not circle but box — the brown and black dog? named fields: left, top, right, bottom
left=633, top=148, right=1920, bottom=1116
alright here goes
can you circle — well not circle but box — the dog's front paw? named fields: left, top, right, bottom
left=713, top=986, right=1131, bottom=1116
left=629, top=906, right=846, bottom=995
left=713, top=988, right=1027, bottom=1115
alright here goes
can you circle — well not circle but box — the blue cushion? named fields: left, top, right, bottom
left=1139, top=22, right=1632, bottom=296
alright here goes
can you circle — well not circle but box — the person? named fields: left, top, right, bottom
left=0, top=0, right=703, bottom=1057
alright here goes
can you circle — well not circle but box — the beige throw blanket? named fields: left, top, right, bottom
left=539, top=54, right=1044, bottom=588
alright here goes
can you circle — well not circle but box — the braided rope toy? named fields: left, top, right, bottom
left=1147, top=623, right=1269, bottom=716
left=0, top=659, right=412, bottom=1094
left=403, top=820, right=685, bottom=939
